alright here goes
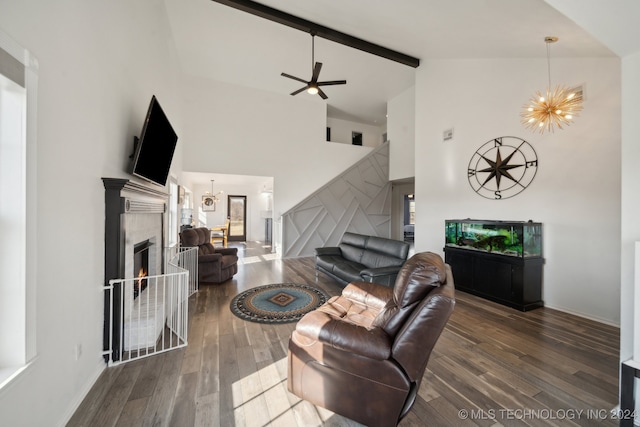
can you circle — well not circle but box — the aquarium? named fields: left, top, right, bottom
left=445, top=219, right=542, bottom=258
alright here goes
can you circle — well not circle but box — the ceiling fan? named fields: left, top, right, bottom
left=281, top=34, right=347, bottom=100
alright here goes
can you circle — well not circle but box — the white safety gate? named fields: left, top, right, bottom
left=103, top=246, right=198, bottom=366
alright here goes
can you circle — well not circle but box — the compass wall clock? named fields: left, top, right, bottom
left=467, top=136, right=538, bottom=200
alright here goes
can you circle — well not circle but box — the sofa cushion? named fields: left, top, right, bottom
left=199, top=243, right=216, bottom=255
left=180, top=227, right=202, bottom=246
left=315, top=295, right=378, bottom=328
left=340, top=232, right=368, bottom=248
left=360, top=251, right=406, bottom=269
left=332, top=261, right=366, bottom=284
left=366, top=236, right=410, bottom=260
left=316, top=254, right=346, bottom=272
left=338, top=243, right=364, bottom=263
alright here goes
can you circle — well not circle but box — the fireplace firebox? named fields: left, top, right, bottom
left=133, top=240, right=153, bottom=299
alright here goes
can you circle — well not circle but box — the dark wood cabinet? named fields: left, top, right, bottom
left=444, top=247, right=543, bottom=311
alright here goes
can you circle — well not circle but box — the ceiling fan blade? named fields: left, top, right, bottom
left=281, top=72, right=308, bottom=84
left=317, top=80, right=347, bottom=86
left=311, top=62, right=322, bottom=82
left=317, top=88, right=328, bottom=100
left=290, top=86, right=308, bottom=96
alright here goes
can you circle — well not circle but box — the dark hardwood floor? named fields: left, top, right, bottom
left=68, top=242, right=620, bottom=427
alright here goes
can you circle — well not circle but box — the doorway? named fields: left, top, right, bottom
left=403, top=194, right=415, bottom=242
left=227, top=195, right=247, bottom=242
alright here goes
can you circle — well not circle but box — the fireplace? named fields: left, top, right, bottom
left=103, top=178, right=167, bottom=362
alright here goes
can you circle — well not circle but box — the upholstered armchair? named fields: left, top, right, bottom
left=179, top=227, right=238, bottom=283
left=287, top=252, right=455, bottom=427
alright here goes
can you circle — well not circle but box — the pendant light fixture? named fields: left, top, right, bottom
left=202, top=180, right=224, bottom=211
left=209, top=180, right=224, bottom=202
left=521, top=36, right=583, bottom=134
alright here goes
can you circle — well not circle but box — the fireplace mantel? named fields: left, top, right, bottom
left=102, top=178, right=167, bottom=281
left=103, top=177, right=167, bottom=213
left=102, top=177, right=168, bottom=362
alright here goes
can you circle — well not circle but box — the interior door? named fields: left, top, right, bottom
left=227, top=195, right=247, bottom=242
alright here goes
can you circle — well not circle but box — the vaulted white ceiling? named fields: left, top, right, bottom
left=164, top=0, right=615, bottom=126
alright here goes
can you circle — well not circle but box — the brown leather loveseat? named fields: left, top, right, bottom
left=179, top=227, right=238, bottom=283
left=288, top=252, right=455, bottom=427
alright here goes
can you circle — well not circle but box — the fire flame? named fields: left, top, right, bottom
left=136, top=267, right=147, bottom=294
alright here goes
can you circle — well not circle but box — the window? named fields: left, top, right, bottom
left=0, top=30, right=37, bottom=387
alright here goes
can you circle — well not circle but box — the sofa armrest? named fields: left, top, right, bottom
left=295, top=310, right=392, bottom=360
left=199, top=253, right=222, bottom=263
left=360, top=266, right=402, bottom=283
left=215, top=247, right=238, bottom=256
left=315, top=246, right=342, bottom=256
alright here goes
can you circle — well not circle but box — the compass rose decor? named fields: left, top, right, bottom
left=467, top=136, right=538, bottom=200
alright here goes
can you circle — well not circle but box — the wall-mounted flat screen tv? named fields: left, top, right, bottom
left=131, top=95, right=178, bottom=186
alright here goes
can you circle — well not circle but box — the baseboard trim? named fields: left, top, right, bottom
left=543, top=302, right=619, bottom=328
left=57, top=359, right=106, bottom=427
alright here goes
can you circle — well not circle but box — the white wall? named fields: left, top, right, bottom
left=0, top=1, right=182, bottom=425
left=388, top=86, right=416, bottom=181
left=326, top=116, right=384, bottom=147
left=180, top=77, right=374, bottom=252
left=415, top=57, right=621, bottom=325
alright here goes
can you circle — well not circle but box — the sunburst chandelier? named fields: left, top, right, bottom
left=521, top=36, right=583, bottom=134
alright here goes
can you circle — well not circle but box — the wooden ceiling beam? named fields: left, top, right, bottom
left=210, top=0, right=420, bottom=68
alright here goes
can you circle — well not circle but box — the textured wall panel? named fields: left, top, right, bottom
left=282, top=143, right=391, bottom=258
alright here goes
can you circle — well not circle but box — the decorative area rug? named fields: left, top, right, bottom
left=230, top=283, right=330, bottom=324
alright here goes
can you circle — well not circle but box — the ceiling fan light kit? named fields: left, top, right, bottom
left=521, top=36, right=583, bottom=134
left=281, top=34, right=346, bottom=100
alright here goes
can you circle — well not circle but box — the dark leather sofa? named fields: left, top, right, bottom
left=288, top=252, right=455, bottom=427
left=315, top=232, right=410, bottom=287
left=179, top=227, right=238, bottom=283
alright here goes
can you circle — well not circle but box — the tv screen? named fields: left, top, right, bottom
left=131, top=95, right=178, bottom=186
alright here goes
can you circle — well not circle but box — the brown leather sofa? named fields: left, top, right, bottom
left=288, top=252, right=455, bottom=427
left=179, top=227, right=238, bottom=283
